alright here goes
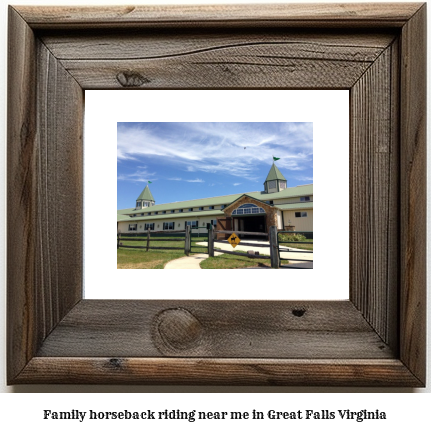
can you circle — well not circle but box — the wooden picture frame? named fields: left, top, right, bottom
left=7, top=3, right=426, bottom=386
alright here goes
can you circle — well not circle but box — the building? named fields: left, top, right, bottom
left=117, top=163, right=313, bottom=236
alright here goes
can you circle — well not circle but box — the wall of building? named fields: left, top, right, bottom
left=282, top=209, right=313, bottom=232
left=118, top=216, right=215, bottom=233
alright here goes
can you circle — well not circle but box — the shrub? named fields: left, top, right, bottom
left=278, top=232, right=307, bottom=243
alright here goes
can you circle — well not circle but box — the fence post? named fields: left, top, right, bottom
left=269, top=226, right=280, bottom=269
left=208, top=224, right=214, bottom=257
left=146, top=229, right=150, bottom=252
left=185, top=225, right=191, bottom=256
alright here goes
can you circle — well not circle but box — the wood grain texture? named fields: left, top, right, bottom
left=350, top=44, right=399, bottom=348
left=7, top=6, right=38, bottom=381
left=41, top=30, right=394, bottom=89
left=15, top=358, right=423, bottom=386
left=35, top=40, right=84, bottom=336
left=399, top=3, right=427, bottom=385
left=7, top=6, right=83, bottom=383
left=7, top=3, right=426, bottom=386
left=36, top=300, right=393, bottom=359
left=15, top=3, right=423, bottom=29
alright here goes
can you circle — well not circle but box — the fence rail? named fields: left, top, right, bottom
left=212, top=248, right=272, bottom=259
left=215, top=230, right=268, bottom=237
left=117, top=229, right=186, bottom=252
left=277, top=231, right=313, bottom=266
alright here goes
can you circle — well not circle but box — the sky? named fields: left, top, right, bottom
left=117, top=122, right=313, bottom=210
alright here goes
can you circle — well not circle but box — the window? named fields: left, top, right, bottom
left=185, top=220, right=198, bottom=228
left=221, top=205, right=226, bottom=209
left=143, top=202, right=149, bottom=207
left=199, top=207, right=203, bottom=211
left=300, top=196, right=311, bottom=202
left=189, top=208, right=193, bottom=212
left=128, top=224, right=137, bottom=231
left=163, top=222, right=174, bottom=230
left=144, top=223, right=154, bottom=230
left=209, top=206, right=214, bottom=210
left=136, top=202, right=141, bottom=208
left=155, top=212, right=158, bottom=215
left=232, top=203, right=265, bottom=215
left=279, top=180, right=287, bottom=189
left=295, top=212, right=308, bottom=218
left=147, top=212, right=151, bottom=216
left=268, top=180, right=276, bottom=189
left=162, top=211, right=166, bottom=214
left=265, top=200, right=274, bottom=205
left=211, top=219, right=217, bottom=226
left=170, top=210, right=175, bottom=213
left=179, top=209, right=183, bottom=213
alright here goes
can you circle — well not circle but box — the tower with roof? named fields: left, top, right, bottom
left=263, top=162, right=287, bottom=194
left=135, top=184, right=155, bottom=210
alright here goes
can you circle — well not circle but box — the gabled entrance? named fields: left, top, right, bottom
left=220, top=194, right=278, bottom=238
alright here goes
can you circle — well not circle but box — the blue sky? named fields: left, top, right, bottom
left=117, top=122, right=313, bottom=210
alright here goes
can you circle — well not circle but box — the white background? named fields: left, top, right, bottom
left=0, top=0, right=429, bottom=423
left=85, top=90, right=349, bottom=300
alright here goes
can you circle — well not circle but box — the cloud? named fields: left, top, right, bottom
left=168, top=177, right=204, bottom=183
left=233, top=183, right=241, bottom=186
left=117, top=167, right=156, bottom=182
left=117, top=122, right=313, bottom=180
left=293, top=175, right=314, bottom=182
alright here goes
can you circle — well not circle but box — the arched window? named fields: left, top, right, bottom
left=232, top=203, right=265, bottom=215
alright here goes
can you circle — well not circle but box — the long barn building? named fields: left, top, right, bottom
left=117, top=163, right=313, bottom=236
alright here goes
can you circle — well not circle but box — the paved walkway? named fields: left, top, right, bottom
left=164, top=250, right=224, bottom=269
left=164, top=253, right=208, bottom=269
left=164, top=240, right=312, bottom=269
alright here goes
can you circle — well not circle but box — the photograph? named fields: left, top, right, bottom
left=116, top=122, right=313, bottom=269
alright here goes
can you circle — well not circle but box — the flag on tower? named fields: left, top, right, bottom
left=148, top=181, right=152, bottom=183
left=273, top=156, right=280, bottom=161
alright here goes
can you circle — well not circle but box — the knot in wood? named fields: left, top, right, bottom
left=116, top=71, right=150, bottom=87
left=292, top=308, right=306, bottom=317
left=155, top=308, right=203, bottom=351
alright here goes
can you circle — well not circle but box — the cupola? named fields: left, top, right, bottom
left=135, top=184, right=155, bottom=209
left=264, top=163, right=287, bottom=194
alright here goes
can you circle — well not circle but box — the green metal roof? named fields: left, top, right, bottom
left=136, top=185, right=154, bottom=202
left=118, top=184, right=313, bottom=221
left=117, top=213, right=133, bottom=221
left=119, top=209, right=224, bottom=223
left=265, top=163, right=286, bottom=182
left=275, top=202, right=314, bottom=211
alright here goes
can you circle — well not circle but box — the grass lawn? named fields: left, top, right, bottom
left=200, top=253, right=272, bottom=269
left=278, top=239, right=313, bottom=251
left=117, top=235, right=207, bottom=269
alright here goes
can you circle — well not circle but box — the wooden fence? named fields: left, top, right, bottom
left=118, top=226, right=313, bottom=268
left=117, top=229, right=187, bottom=252
left=211, top=227, right=313, bottom=269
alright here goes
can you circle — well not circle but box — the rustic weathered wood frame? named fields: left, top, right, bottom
left=7, top=3, right=426, bottom=386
